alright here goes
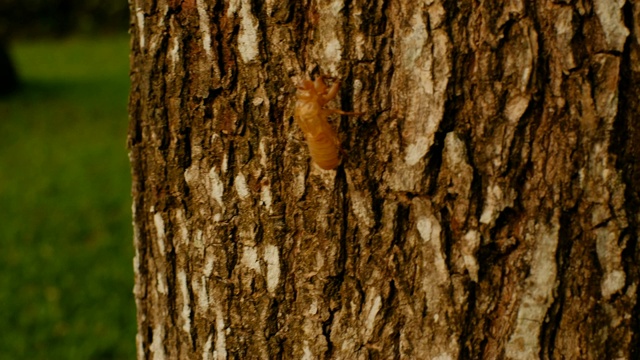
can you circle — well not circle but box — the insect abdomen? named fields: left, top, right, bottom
left=305, top=130, right=341, bottom=170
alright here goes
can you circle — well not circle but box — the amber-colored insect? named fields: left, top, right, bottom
left=294, top=76, right=361, bottom=170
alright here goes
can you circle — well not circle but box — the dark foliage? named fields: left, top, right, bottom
left=0, top=0, right=129, bottom=39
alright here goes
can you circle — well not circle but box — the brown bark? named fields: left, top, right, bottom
left=128, top=0, right=640, bottom=359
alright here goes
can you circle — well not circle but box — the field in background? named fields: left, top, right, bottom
left=0, top=35, right=135, bottom=359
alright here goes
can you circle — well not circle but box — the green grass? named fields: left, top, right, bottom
left=0, top=35, right=136, bottom=359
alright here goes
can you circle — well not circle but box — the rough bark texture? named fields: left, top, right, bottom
left=128, top=0, right=640, bottom=359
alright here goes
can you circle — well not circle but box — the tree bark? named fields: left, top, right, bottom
left=128, top=0, right=640, bottom=359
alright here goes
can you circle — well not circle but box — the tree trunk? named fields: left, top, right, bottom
left=128, top=0, right=640, bottom=358
left=0, top=42, right=18, bottom=96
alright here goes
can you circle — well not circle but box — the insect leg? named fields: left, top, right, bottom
left=323, top=79, right=341, bottom=102
left=314, top=76, right=328, bottom=94
left=327, top=108, right=364, bottom=116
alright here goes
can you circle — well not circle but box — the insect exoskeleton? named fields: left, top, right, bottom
left=293, top=75, right=361, bottom=170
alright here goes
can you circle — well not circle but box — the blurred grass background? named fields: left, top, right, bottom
left=0, top=35, right=135, bottom=359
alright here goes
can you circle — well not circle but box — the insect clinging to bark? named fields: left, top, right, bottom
left=294, top=75, right=361, bottom=170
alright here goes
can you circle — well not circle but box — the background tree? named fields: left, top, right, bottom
left=0, top=43, right=18, bottom=96
left=128, top=0, right=640, bottom=358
